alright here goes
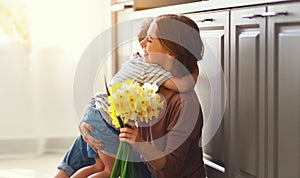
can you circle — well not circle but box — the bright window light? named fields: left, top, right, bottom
left=0, top=0, right=30, bottom=48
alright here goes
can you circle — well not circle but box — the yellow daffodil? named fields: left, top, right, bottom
left=107, top=80, right=164, bottom=128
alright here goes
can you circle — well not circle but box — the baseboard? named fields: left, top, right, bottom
left=44, top=137, right=76, bottom=152
left=0, top=137, right=76, bottom=159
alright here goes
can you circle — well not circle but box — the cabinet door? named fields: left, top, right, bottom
left=231, top=6, right=267, bottom=178
left=188, top=11, right=229, bottom=178
left=267, top=2, right=300, bottom=178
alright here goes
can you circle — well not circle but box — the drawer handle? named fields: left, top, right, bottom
left=261, top=11, right=288, bottom=17
left=242, top=14, right=263, bottom=19
left=197, top=18, right=214, bottom=23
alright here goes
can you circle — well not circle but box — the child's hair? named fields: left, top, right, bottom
left=138, top=17, right=154, bottom=42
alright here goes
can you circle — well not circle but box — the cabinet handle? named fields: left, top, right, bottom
left=197, top=18, right=214, bottom=23
left=260, top=11, right=288, bottom=17
left=241, top=14, right=263, bottom=19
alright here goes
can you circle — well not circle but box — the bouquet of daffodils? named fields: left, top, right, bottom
left=107, top=79, right=164, bottom=178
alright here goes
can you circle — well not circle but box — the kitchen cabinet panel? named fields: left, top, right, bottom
left=231, top=6, right=267, bottom=178
left=267, top=2, right=300, bottom=178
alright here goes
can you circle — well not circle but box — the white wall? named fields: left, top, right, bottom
left=0, top=0, right=111, bottom=157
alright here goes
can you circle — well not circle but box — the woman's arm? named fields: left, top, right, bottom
left=78, top=120, right=104, bottom=151
left=162, top=65, right=199, bottom=92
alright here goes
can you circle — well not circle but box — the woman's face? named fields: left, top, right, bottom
left=139, top=22, right=173, bottom=65
left=140, top=35, right=171, bottom=61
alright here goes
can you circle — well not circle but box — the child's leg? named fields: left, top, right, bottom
left=88, top=150, right=115, bottom=178
left=71, top=157, right=104, bottom=178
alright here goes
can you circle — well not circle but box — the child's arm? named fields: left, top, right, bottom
left=162, top=65, right=199, bottom=92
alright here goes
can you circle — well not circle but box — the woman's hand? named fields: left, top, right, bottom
left=78, top=120, right=104, bottom=151
left=120, top=122, right=167, bottom=170
left=119, top=122, right=143, bottom=144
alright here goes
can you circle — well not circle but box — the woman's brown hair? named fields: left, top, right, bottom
left=153, top=14, right=204, bottom=75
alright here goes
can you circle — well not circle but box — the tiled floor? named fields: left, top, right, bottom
left=0, top=152, right=65, bottom=178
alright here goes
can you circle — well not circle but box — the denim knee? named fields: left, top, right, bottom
left=57, top=135, right=95, bottom=176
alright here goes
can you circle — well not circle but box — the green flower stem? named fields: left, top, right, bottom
left=117, top=116, right=125, bottom=128
left=110, top=117, right=134, bottom=178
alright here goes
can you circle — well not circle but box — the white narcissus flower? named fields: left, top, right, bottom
left=142, top=83, right=159, bottom=94
left=108, top=81, right=164, bottom=127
